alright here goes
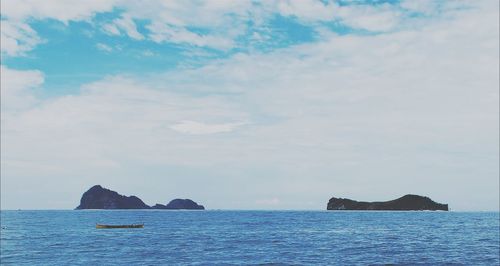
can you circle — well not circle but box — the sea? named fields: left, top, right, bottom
left=1, top=210, right=499, bottom=265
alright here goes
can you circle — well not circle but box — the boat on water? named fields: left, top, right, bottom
left=96, top=224, right=144, bottom=229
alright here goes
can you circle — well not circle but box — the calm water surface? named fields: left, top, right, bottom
left=1, top=211, right=499, bottom=265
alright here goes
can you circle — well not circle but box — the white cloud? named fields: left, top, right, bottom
left=96, top=43, right=113, bottom=52
left=275, top=1, right=401, bottom=32
left=1, top=0, right=251, bottom=52
left=335, top=4, right=402, bottom=32
left=110, top=0, right=256, bottom=50
left=1, top=0, right=116, bottom=22
left=114, top=15, right=144, bottom=40
left=0, top=65, right=44, bottom=110
left=400, top=0, right=438, bottom=15
left=277, top=0, right=336, bottom=21
left=170, top=120, right=247, bottom=135
left=102, top=23, right=120, bottom=36
left=147, top=22, right=234, bottom=50
left=103, top=14, right=144, bottom=40
left=1, top=75, right=250, bottom=174
left=1, top=0, right=115, bottom=56
left=123, top=0, right=253, bottom=28
left=0, top=20, right=43, bottom=56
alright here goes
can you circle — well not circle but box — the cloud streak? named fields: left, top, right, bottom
left=0, top=20, right=43, bottom=56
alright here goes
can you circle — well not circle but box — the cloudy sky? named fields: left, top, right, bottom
left=1, top=0, right=498, bottom=210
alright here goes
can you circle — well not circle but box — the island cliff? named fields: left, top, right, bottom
left=327, top=194, right=448, bottom=211
left=75, top=185, right=149, bottom=209
left=75, top=185, right=205, bottom=210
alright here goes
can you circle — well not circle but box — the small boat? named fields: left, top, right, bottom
left=96, top=224, right=144, bottom=229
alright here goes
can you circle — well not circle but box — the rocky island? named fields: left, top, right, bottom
left=75, top=185, right=205, bottom=210
left=327, top=194, right=448, bottom=211
left=152, top=199, right=204, bottom=210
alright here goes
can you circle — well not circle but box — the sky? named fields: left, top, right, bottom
left=1, top=0, right=498, bottom=210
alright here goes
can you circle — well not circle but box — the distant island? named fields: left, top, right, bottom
left=75, top=185, right=205, bottom=210
left=327, top=194, right=448, bottom=211
left=152, top=199, right=204, bottom=210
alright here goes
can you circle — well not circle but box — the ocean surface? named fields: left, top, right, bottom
left=1, top=210, right=499, bottom=265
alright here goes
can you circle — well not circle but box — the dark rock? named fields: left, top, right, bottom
left=327, top=194, right=448, bottom=211
left=152, top=199, right=204, bottom=210
left=75, top=185, right=150, bottom=209
left=75, top=185, right=206, bottom=210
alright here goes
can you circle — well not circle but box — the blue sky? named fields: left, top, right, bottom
left=1, top=0, right=499, bottom=210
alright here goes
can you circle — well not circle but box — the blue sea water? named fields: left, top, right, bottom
left=1, top=210, right=499, bottom=265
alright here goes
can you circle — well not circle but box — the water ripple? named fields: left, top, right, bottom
left=1, top=211, right=498, bottom=265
